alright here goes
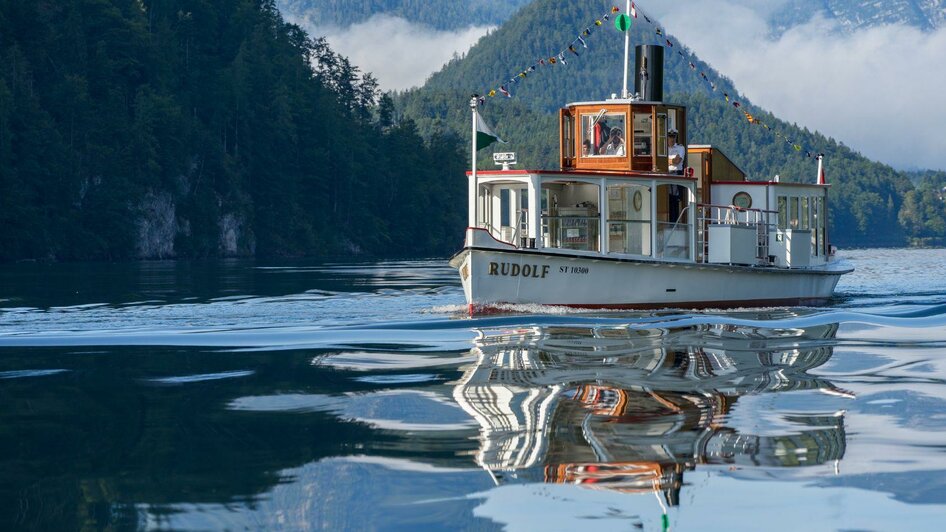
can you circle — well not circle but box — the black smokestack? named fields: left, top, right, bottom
left=634, top=45, right=664, bottom=102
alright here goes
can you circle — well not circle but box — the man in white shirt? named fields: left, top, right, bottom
left=667, top=130, right=685, bottom=174
left=603, top=128, right=625, bottom=156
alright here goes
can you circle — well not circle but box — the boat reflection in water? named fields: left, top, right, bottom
left=452, top=316, right=849, bottom=505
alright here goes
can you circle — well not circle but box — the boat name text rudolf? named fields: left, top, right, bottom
left=488, top=262, right=550, bottom=279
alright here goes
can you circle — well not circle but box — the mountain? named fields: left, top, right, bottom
left=770, top=0, right=946, bottom=34
left=0, top=0, right=467, bottom=261
left=276, top=0, right=532, bottom=30
left=278, top=0, right=946, bottom=35
left=396, top=0, right=946, bottom=247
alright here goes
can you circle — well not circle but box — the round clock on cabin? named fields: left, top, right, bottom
left=633, top=190, right=643, bottom=211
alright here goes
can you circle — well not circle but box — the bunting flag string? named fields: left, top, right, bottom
left=627, top=1, right=824, bottom=160
left=478, top=6, right=624, bottom=103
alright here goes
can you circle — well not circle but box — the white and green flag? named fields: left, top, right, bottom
left=475, top=109, right=505, bottom=150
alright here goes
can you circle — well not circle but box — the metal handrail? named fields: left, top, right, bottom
left=699, top=203, right=778, bottom=214
left=512, top=208, right=527, bottom=248
left=696, top=204, right=777, bottom=263
left=659, top=205, right=692, bottom=256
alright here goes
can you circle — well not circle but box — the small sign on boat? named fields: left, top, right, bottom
left=493, top=152, right=517, bottom=170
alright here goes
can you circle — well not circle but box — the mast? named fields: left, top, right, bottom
left=621, top=0, right=632, bottom=98
left=469, top=96, right=478, bottom=228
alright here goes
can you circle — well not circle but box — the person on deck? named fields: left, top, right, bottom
left=668, top=130, right=685, bottom=174
left=603, top=128, right=625, bottom=156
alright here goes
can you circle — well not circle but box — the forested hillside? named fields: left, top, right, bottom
left=276, top=0, right=532, bottom=30
left=397, top=0, right=946, bottom=247
left=0, top=0, right=467, bottom=261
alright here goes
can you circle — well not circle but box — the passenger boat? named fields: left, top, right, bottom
left=449, top=42, right=853, bottom=314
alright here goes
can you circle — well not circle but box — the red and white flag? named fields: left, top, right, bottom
left=630, top=3, right=638, bottom=18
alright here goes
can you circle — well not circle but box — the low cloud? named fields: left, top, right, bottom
left=291, top=14, right=493, bottom=91
left=646, top=0, right=946, bottom=171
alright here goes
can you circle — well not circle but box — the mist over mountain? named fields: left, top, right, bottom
left=275, top=0, right=531, bottom=31
left=770, top=0, right=946, bottom=34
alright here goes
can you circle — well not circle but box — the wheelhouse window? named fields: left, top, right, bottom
left=633, top=110, right=652, bottom=156
left=562, top=112, right=575, bottom=161
left=581, top=113, right=626, bottom=157
left=656, top=113, right=668, bottom=157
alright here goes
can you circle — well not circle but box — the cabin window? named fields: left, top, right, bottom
left=777, top=196, right=788, bottom=230
left=813, top=196, right=825, bottom=256
left=800, top=197, right=810, bottom=230
left=818, top=198, right=828, bottom=255
left=581, top=113, right=626, bottom=157
left=608, top=185, right=652, bottom=256
left=790, top=197, right=800, bottom=228
left=542, top=183, right=600, bottom=251
left=633, top=111, right=652, bottom=156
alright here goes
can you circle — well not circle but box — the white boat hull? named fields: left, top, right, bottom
left=452, top=247, right=851, bottom=313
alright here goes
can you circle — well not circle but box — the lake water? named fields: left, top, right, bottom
left=2, top=248, right=946, bottom=531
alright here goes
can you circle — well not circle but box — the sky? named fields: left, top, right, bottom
left=644, top=0, right=946, bottom=171
left=283, top=13, right=494, bottom=92
left=291, top=1, right=946, bottom=171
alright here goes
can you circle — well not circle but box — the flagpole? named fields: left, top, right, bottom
left=469, top=96, right=478, bottom=229
left=621, top=0, right=631, bottom=98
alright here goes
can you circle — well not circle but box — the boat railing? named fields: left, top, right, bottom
left=656, top=205, right=692, bottom=260
left=480, top=222, right=506, bottom=243
left=480, top=208, right=530, bottom=248
left=696, top=204, right=778, bottom=264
